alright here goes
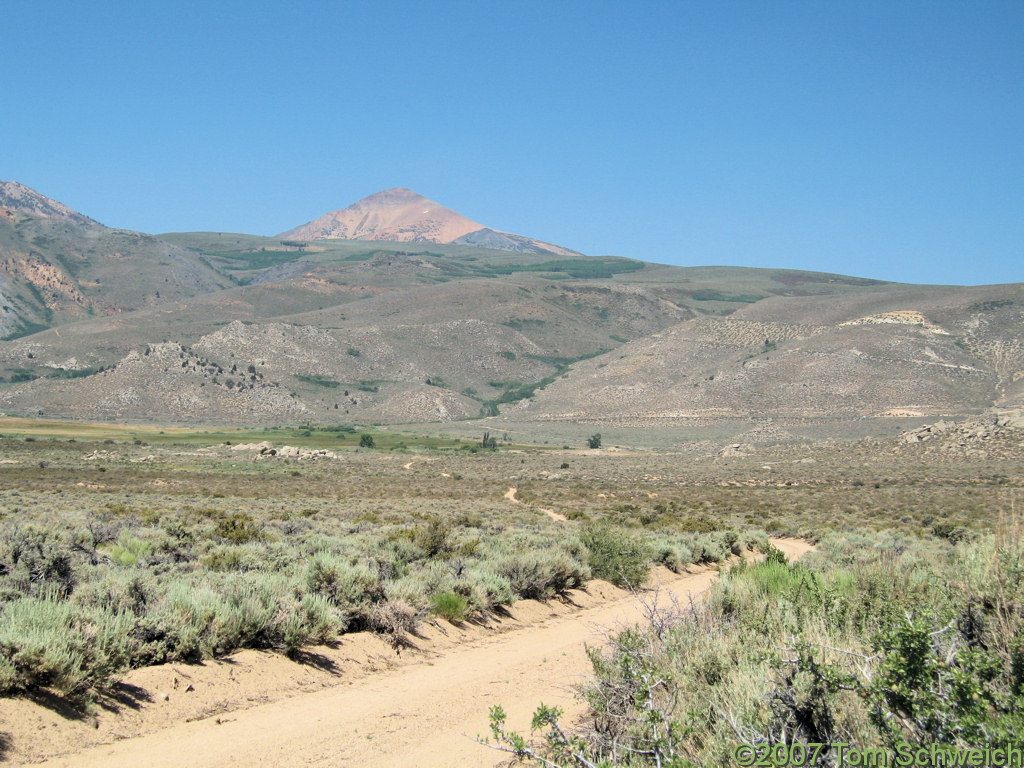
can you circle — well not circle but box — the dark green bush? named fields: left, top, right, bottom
left=1, top=527, right=76, bottom=598
left=411, top=517, right=453, bottom=559
left=932, top=521, right=970, bottom=543
left=581, top=526, right=651, bottom=588
left=211, top=512, right=264, bottom=544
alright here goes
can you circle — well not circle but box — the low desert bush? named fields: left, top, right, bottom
left=305, top=554, right=384, bottom=629
left=490, top=527, right=1024, bottom=767
left=467, top=568, right=515, bottom=608
left=109, top=532, right=154, bottom=567
left=0, top=592, right=136, bottom=698
left=581, top=525, right=651, bottom=587
left=211, top=512, right=265, bottom=544
left=493, top=548, right=589, bottom=600
left=430, top=591, right=469, bottom=622
left=367, top=598, right=422, bottom=646
left=1, top=527, right=77, bottom=598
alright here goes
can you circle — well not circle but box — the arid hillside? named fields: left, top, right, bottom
left=0, top=181, right=231, bottom=338
left=503, top=284, right=1024, bottom=428
left=1, top=182, right=1021, bottom=444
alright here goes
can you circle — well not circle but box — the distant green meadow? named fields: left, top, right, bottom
left=0, top=417, right=542, bottom=451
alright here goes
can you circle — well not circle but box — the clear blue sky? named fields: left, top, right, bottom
left=2, top=1, right=1021, bottom=285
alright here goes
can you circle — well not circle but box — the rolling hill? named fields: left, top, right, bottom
left=0, top=181, right=1021, bottom=445
left=0, top=181, right=231, bottom=339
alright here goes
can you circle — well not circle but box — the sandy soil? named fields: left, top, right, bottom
left=2, top=539, right=812, bottom=767
left=541, top=507, right=568, bottom=522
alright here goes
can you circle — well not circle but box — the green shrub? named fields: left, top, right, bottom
left=494, top=549, right=588, bottom=600
left=211, top=512, right=264, bottom=544
left=581, top=525, right=651, bottom=588
left=72, top=571, right=153, bottom=616
left=654, top=544, right=685, bottom=573
left=409, top=560, right=459, bottom=597
left=384, top=574, right=429, bottom=610
left=933, top=521, right=970, bottom=543
left=1, top=527, right=77, bottom=598
left=297, top=593, right=343, bottom=644
left=762, top=541, right=788, bottom=565
left=202, top=546, right=244, bottom=572
left=279, top=592, right=341, bottom=655
left=305, top=554, right=383, bottom=628
left=0, top=593, right=136, bottom=698
left=469, top=568, right=515, bottom=608
left=677, top=515, right=720, bottom=533
left=410, top=517, right=453, bottom=559
left=208, top=584, right=277, bottom=654
left=110, top=532, right=154, bottom=566
left=160, top=582, right=223, bottom=659
left=430, top=591, right=469, bottom=622
left=692, top=533, right=728, bottom=564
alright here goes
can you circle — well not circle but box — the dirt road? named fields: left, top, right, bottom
left=19, top=539, right=812, bottom=768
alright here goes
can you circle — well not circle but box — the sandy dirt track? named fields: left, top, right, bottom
left=14, top=539, right=812, bottom=768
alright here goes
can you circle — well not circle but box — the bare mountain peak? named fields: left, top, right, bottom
left=360, top=187, right=426, bottom=203
left=345, top=188, right=445, bottom=214
left=277, top=188, right=579, bottom=256
left=0, top=180, right=101, bottom=227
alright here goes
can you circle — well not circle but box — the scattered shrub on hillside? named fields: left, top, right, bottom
left=932, top=521, right=970, bottom=543
left=677, top=515, right=720, bottom=533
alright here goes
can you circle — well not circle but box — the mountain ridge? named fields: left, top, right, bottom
left=1, top=180, right=1021, bottom=446
left=0, top=180, right=101, bottom=227
left=0, top=181, right=231, bottom=339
